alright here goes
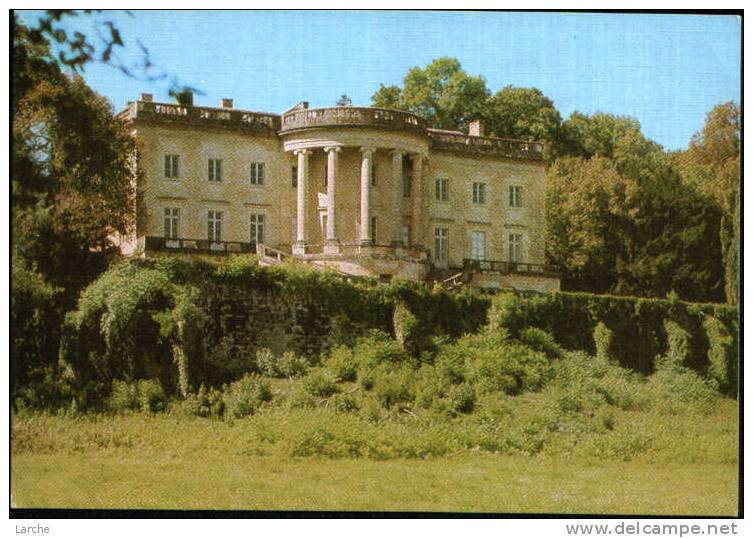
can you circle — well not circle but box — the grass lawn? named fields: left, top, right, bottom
left=12, top=452, right=737, bottom=514
left=11, top=413, right=738, bottom=515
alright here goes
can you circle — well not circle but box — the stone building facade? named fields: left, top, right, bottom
left=120, top=93, right=560, bottom=292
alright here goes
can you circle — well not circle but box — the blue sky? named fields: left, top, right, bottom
left=17, top=10, right=741, bottom=151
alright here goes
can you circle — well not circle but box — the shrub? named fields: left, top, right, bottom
left=180, top=384, right=224, bottom=418
left=138, top=379, right=167, bottom=413
left=278, top=351, right=309, bottom=378
left=255, top=348, right=278, bottom=377
left=324, top=346, right=358, bottom=382
left=519, top=327, right=562, bottom=359
left=109, top=380, right=140, bottom=413
left=485, top=290, right=737, bottom=377
left=453, top=334, right=552, bottom=396
left=372, top=365, right=415, bottom=410
left=223, top=374, right=272, bottom=418
left=593, top=322, right=615, bottom=363
left=353, top=330, right=411, bottom=368
left=647, top=360, right=716, bottom=411
left=704, top=316, right=737, bottom=395
left=61, top=261, right=176, bottom=400
left=14, top=367, right=74, bottom=413
left=392, top=301, right=425, bottom=356
left=302, top=371, right=339, bottom=398
left=663, top=320, right=690, bottom=368
left=447, top=382, right=476, bottom=414
left=331, top=394, right=359, bottom=413
left=552, top=351, right=647, bottom=411
left=414, top=364, right=451, bottom=409
left=11, top=259, right=61, bottom=397
left=358, top=394, right=384, bottom=423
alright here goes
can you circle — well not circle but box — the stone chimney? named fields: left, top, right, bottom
left=175, top=90, right=193, bottom=107
left=220, top=98, right=234, bottom=109
left=139, top=93, right=153, bottom=102
left=285, top=101, right=309, bottom=113
left=469, top=118, right=484, bottom=137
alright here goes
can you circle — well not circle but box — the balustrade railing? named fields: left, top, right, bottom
left=144, top=236, right=255, bottom=254
left=463, top=258, right=559, bottom=277
left=124, top=101, right=281, bottom=132
left=256, top=243, right=290, bottom=262
left=280, top=107, right=427, bottom=133
left=429, top=130, right=545, bottom=160
left=123, top=101, right=543, bottom=161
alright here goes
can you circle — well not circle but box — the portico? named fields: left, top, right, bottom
left=280, top=108, right=430, bottom=276
left=288, top=143, right=426, bottom=260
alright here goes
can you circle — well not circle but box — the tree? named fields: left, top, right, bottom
left=11, top=254, right=62, bottom=400
left=613, top=164, right=724, bottom=302
left=12, top=12, right=196, bottom=406
left=336, top=94, right=353, bottom=107
left=13, top=19, right=138, bottom=319
left=560, top=112, right=646, bottom=160
left=688, top=102, right=740, bottom=166
left=546, top=152, right=725, bottom=302
left=371, top=57, right=490, bottom=130
left=675, top=102, right=740, bottom=304
left=13, top=83, right=137, bottom=290
left=484, top=86, right=562, bottom=156
left=546, top=156, right=628, bottom=293
left=371, top=84, right=402, bottom=109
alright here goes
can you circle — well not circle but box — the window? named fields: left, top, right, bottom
left=208, top=159, right=223, bottom=182
left=401, top=224, right=411, bottom=246
left=207, top=210, right=223, bottom=242
left=164, top=208, right=179, bottom=239
left=509, top=233, right=523, bottom=263
left=250, top=213, right=264, bottom=246
left=472, top=182, right=487, bottom=204
left=435, top=178, right=449, bottom=202
left=403, top=172, right=412, bottom=198
left=250, top=162, right=265, bottom=185
left=292, top=166, right=298, bottom=188
left=509, top=185, right=523, bottom=208
left=371, top=217, right=378, bottom=244
left=434, top=227, right=449, bottom=264
left=470, top=231, right=485, bottom=260
left=164, top=155, right=179, bottom=179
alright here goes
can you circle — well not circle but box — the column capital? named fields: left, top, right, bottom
left=323, top=145, right=342, bottom=153
left=390, top=149, right=405, bottom=159
left=293, top=148, right=312, bottom=156
left=360, top=146, right=377, bottom=156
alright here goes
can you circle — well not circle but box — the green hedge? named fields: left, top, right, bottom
left=58, top=255, right=489, bottom=405
left=487, top=291, right=738, bottom=395
left=57, top=255, right=738, bottom=407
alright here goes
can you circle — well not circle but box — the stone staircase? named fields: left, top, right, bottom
left=255, top=243, right=291, bottom=266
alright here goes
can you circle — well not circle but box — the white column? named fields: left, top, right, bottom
left=293, top=149, right=310, bottom=255
left=323, top=146, right=341, bottom=253
left=359, top=147, right=375, bottom=244
left=391, top=150, right=404, bottom=245
left=411, top=153, right=424, bottom=248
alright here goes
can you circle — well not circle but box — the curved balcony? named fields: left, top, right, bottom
left=280, top=107, right=428, bottom=135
